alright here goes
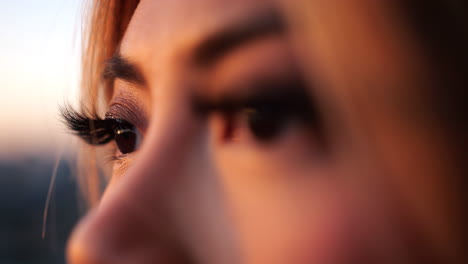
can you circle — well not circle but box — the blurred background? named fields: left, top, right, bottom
left=0, top=1, right=84, bottom=263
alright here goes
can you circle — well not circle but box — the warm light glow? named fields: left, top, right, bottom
left=0, top=0, right=82, bottom=158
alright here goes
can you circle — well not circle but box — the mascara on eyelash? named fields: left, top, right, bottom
left=60, top=106, right=115, bottom=145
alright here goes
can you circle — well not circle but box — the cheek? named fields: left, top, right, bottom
left=213, top=137, right=362, bottom=263
left=219, top=167, right=360, bottom=263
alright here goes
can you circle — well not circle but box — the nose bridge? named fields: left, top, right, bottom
left=110, top=88, right=196, bottom=199
left=68, top=90, right=198, bottom=264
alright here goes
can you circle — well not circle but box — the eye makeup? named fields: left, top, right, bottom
left=60, top=107, right=115, bottom=145
left=192, top=75, right=323, bottom=142
left=108, top=88, right=149, bottom=131
left=61, top=106, right=141, bottom=155
left=60, top=86, right=146, bottom=156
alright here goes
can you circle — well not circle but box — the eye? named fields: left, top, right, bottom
left=112, top=119, right=141, bottom=154
left=193, top=77, right=320, bottom=144
left=241, top=104, right=288, bottom=142
left=233, top=85, right=318, bottom=143
left=227, top=92, right=314, bottom=143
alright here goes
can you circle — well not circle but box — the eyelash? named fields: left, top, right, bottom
left=60, top=107, right=140, bottom=156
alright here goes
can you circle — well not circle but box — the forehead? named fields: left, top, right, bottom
left=120, top=0, right=276, bottom=68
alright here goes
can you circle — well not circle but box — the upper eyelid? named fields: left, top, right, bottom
left=193, top=75, right=312, bottom=114
left=107, top=94, right=148, bottom=132
left=107, top=103, right=147, bottom=133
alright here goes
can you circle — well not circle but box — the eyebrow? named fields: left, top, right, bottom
left=103, top=54, right=145, bottom=85
left=193, top=9, right=286, bottom=66
left=103, top=9, right=285, bottom=83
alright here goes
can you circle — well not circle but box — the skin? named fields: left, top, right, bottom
left=67, top=0, right=461, bottom=263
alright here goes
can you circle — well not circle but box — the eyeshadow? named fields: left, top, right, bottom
left=192, top=75, right=321, bottom=127
left=107, top=89, right=148, bottom=132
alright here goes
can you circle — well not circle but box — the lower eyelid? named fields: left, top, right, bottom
left=111, top=153, right=134, bottom=176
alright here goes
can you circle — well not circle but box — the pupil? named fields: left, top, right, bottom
left=246, top=106, right=285, bottom=141
left=114, top=125, right=137, bottom=154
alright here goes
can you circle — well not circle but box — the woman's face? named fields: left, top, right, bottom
left=67, top=0, right=459, bottom=263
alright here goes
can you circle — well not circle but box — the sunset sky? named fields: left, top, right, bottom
left=0, top=0, right=83, bottom=159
